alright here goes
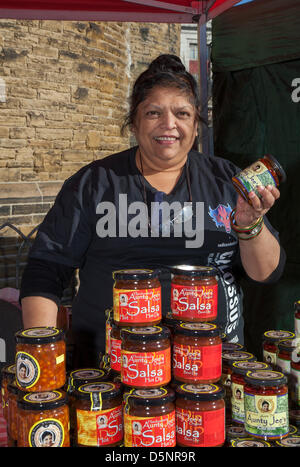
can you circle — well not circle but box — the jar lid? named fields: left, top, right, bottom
left=18, top=390, right=68, bottom=411
left=124, top=387, right=175, bottom=407
left=222, top=350, right=256, bottom=363
left=67, top=368, right=108, bottom=392
left=231, top=438, right=271, bottom=448
left=112, top=269, right=160, bottom=280
left=263, top=154, right=287, bottom=183
left=120, top=325, right=170, bottom=341
left=226, top=424, right=248, bottom=439
left=275, top=435, right=300, bottom=447
left=222, top=342, right=244, bottom=351
left=175, top=383, right=225, bottom=401
left=174, top=322, right=220, bottom=338
left=263, top=330, right=295, bottom=343
left=244, top=369, right=287, bottom=387
left=170, top=265, right=218, bottom=277
left=231, top=360, right=270, bottom=375
left=278, top=339, right=297, bottom=353
left=15, top=327, right=65, bottom=345
left=75, top=382, right=122, bottom=401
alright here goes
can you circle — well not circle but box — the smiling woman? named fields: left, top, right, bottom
left=20, top=54, right=286, bottom=368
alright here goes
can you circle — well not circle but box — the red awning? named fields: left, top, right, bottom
left=0, top=0, right=241, bottom=23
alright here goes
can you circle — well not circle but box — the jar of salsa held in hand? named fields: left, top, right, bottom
left=113, top=269, right=161, bottom=326
left=170, top=265, right=218, bottom=322
left=121, top=326, right=171, bottom=388
left=231, top=154, right=286, bottom=205
left=15, top=327, right=66, bottom=392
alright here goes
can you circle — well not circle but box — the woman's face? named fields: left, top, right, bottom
left=132, top=86, right=198, bottom=169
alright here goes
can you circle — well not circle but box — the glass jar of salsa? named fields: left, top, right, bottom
left=1, top=364, right=15, bottom=421
left=262, top=330, right=295, bottom=368
left=7, top=380, right=20, bottom=445
left=17, top=390, right=70, bottom=447
left=123, top=387, right=176, bottom=447
left=121, top=326, right=171, bottom=388
left=277, top=339, right=298, bottom=376
left=170, top=265, right=218, bottom=322
left=230, top=360, right=271, bottom=424
left=15, top=327, right=66, bottom=392
left=173, top=322, right=222, bottom=383
left=175, top=383, right=225, bottom=447
left=74, top=382, right=123, bottom=447
left=244, top=370, right=289, bottom=441
left=113, top=269, right=161, bottom=326
left=232, top=154, right=286, bottom=205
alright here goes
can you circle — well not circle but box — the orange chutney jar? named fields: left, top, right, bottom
left=15, top=327, right=66, bottom=392
left=17, top=390, right=70, bottom=447
left=1, top=364, right=16, bottom=421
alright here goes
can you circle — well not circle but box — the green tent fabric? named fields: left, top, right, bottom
left=211, top=0, right=300, bottom=357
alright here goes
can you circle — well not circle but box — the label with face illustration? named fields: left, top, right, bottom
left=171, top=284, right=218, bottom=320
left=244, top=392, right=289, bottom=439
left=234, top=161, right=277, bottom=198
left=16, top=351, right=40, bottom=389
left=113, top=287, right=161, bottom=323
left=29, top=419, right=64, bottom=447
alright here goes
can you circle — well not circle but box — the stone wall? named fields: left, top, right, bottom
left=0, top=19, right=180, bottom=289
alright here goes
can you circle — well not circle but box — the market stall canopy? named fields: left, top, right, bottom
left=0, top=0, right=241, bottom=23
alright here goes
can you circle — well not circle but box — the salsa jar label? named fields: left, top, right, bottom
left=113, top=287, right=161, bottom=324
left=124, top=412, right=176, bottom=447
left=29, top=418, right=64, bottom=447
left=110, top=338, right=122, bottom=373
left=173, top=343, right=222, bottom=381
left=176, top=407, right=225, bottom=447
left=121, top=348, right=171, bottom=387
left=171, top=284, right=218, bottom=320
left=77, top=405, right=123, bottom=446
left=16, top=351, right=40, bottom=389
left=244, top=393, right=289, bottom=439
left=231, top=382, right=245, bottom=423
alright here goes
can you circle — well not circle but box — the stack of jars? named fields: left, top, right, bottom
left=106, top=266, right=227, bottom=448
left=12, top=327, right=70, bottom=447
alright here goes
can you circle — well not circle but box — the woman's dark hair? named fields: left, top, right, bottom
left=121, top=54, right=201, bottom=135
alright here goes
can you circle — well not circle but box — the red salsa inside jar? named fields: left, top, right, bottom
left=170, top=265, right=218, bottom=322
left=113, top=269, right=161, bottom=326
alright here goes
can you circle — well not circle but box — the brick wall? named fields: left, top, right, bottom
left=0, top=19, right=180, bottom=290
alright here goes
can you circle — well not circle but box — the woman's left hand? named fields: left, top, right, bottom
left=234, top=185, right=280, bottom=227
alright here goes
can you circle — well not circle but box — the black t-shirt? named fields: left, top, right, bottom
left=22, top=147, right=285, bottom=365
